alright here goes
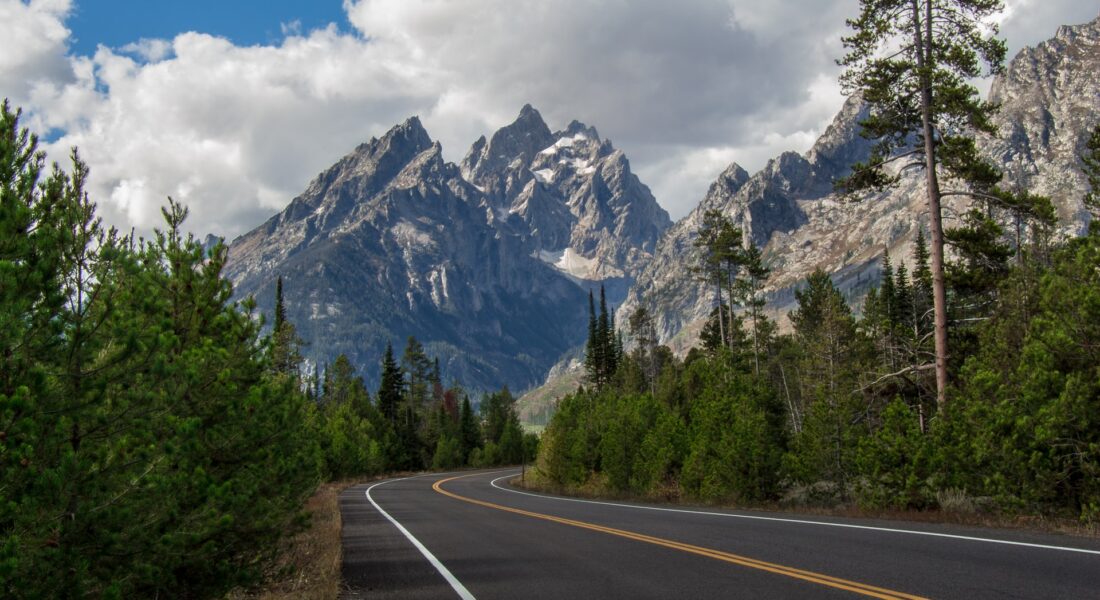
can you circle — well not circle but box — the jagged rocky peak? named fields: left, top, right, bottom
left=348, top=116, right=434, bottom=177
left=225, top=111, right=591, bottom=394
left=985, top=13, right=1100, bottom=228
left=620, top=14, right=1100, bottom=355
left=562, top=118, right=600, bottom=140
left=281, top=116, right=436, bottom=224
left=461, top=103, right=554, bottom=186
left=229, top=115, right=459, bottom=280
left=201, top=234, right=224, bottom=256
left=392, top=140, right=453, bottom=189
left=805, top=95, right=873, bottom=179
left=690, top=162, right=749, bottom=211
left=460, top=104, right=671, bottom=288
left=719, top=162, right=751, bottom=185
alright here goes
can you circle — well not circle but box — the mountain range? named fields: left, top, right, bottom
left=224, top=106, right=669, bottom=392
left=616, top=15, right=1098, bottom=352
left=519, top=14, right=1100, bottom=421
left=223, top=15, right=1099, bottom=403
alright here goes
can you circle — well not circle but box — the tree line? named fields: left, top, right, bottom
left=537, top=0, right=1100, bottom=523
left=539, top=203, right=1100, bottom=520
left=290, top=325, right=537, bottom=479
left=0, top=102, right=532, bottom=599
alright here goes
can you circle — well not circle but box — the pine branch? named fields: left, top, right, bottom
left=855, top=362, right=935, bottom=393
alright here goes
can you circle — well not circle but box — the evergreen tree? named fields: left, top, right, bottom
left=838, top=0, right=1008, bottom=408
left=1081, top=123, right=1100, bottom=230
left=892, top=261, right=913, bottom=332
left=584, top=286, right=619, bottom=389
left=945, top=232, right=1100, bottom=520
left=861, top=286, right=890, bottom=370
left=482, top=387, right=515, bottom=446
left=945, top=207, right=1013, bottom=317
left=879, top=251, right=897, bottom=323
left=735, top=242, right=771, bottom=375
left=430, top=356, right=442, bottom=387
left=598, top=286, right=612, bottom=383
left=875, top=251, right=900, bottom=369
left=693, top=209, right=731, bottom=348
left=718, top=219, right=745, bottom=340
left=459, top=395, right=482, bottom=462
left=0, top=116, right=324, bottom=597
left=402, top=336, right=433, bottom=407
left=787, top=270, right=868, bottom=493
left=912, top=229, right=934, bottom=336
left=274, top=275, right=286, bottom=332
left=377, top=342, right=402, bottom=425
left=584, top=290, right=599, bottom=385
left=270, top=275, right=303, bottom=378
left=498, top=411, right=526, bottom=465
left=326, top=353, right=371, bottom=416
left=699, top=303, right=730, bottom=354
left=628, top=306, right=660, bottom=394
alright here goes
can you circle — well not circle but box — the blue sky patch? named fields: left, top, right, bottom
left=67, top=0, right=350, bottom=56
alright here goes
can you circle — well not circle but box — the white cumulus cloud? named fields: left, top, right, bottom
left=0, top=0, right=1094, bottom=237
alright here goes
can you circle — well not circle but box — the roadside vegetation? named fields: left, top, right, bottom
left=534, top=0, right=1100, bottom=528
left=0, top=101, right=532, bottom=598
left=533, top=135, right=1100, bottom=525
left=226, top=481, right=346, bottom=600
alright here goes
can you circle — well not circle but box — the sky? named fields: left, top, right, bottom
left=2, top=0, right=1097, bottom=239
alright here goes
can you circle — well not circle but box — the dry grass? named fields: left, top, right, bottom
left=515, top=472, right=1100, bottom=539
left=227, top=480, right=352, bottom=600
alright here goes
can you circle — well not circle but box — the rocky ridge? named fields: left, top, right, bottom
left=618, top=15, right=1100, bottom=350
left=225, top=109, right=671, bottom=392
left=463, top=104, right=671, bottom=294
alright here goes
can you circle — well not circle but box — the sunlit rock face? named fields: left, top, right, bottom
left=620, top=16, right=1100, bottom=349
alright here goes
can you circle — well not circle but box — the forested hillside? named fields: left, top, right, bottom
left=536, top=169, right=1100, bottom=520
left=534, top=1, right=1100, bottom=524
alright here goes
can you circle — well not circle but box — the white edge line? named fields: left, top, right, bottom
left=490, top=473, right=1100, bottom=556
left=366, top=476, right=476, bottom=600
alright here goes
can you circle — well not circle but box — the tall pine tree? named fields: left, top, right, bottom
left=377, top=342, right=402, bottom=425
left=270, top=275, right=302, bottom=378
left=838, top=0, right=1007, bottom=408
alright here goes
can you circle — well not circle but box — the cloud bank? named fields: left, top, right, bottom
left=1, top=0, right=1094, bottom=238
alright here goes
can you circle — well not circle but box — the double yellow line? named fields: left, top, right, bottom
left=433, top=474, right=927, bottom=600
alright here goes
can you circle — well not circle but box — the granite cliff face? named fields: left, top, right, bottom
left=985, top=18, right=1100, bottom=228
left=225, top=108, right=671, bottom=392
left=619, top=95, right=877, bottom=344
left=617, top=15, right=1100, bottom=351
left=226, top=117, right=588, bottom=392
left=463, top=105, right=671, bottom=295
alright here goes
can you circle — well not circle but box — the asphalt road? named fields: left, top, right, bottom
left=339, top=469, right=1100, bottom=599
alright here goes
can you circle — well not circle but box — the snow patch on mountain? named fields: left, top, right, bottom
left=539, top=133, right=589, bottom=155
left=533, top=247, right=602, bottom=280
left=391, top=220, right=435, bottom=249
left=532, top=168, right=555, bottom=183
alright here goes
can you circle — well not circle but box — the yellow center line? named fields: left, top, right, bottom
left=433, top=473, right=928, bottom=600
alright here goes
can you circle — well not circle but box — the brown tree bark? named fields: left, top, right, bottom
left=912, top=0, right=949, bottom=409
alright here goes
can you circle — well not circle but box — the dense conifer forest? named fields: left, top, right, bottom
left=535, top=158, right=1100, bottom=520
left=534, top=0, right=1100, bottom=525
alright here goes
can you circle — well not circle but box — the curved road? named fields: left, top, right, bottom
left=339, top=469, right=1100, bottom=599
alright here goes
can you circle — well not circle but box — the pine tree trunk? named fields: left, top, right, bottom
left=715, top=279, right=726, bottom=348
left=726, top=269, right=737, bottom=351
left=913, top=0, right=949, bottom=409
left=750, top=276, right=760, bottom=377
